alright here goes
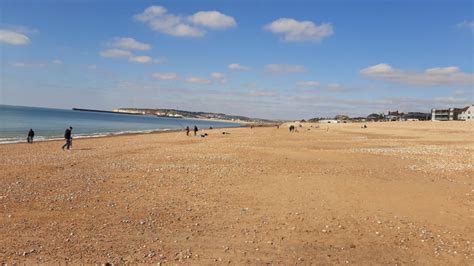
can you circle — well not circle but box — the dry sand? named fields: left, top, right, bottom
left=0, top=121, right=473, bottom=264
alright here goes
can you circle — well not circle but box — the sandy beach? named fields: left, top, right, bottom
left=0, top=121, right=473, bottom=264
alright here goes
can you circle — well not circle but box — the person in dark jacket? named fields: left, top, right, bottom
left=62, top=127, right=73, bottom=150
left=186, top=126, right=190, bottom=136
left=27, top=129, right=35, bottom=143
left=193, top=125, right=198, bottom=136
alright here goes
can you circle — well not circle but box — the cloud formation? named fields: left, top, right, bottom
left=457, top=21, right=474, bottom=32
left=360, top=63, right=474, bottom=86
left=134, top=6, right=236, bottom=37
left=265, top=64, right=306, bottom=74
left=228, top=63, right=250, bottom=71
left=264, top=18, right=333, bottom=42
left=0, top=30, right=30, bottom=45
left=245, top=90, right=277, bottom=97
left=129, top=55, right=155, bottom=64
left=297, top=81, right=320, bottom=87
left=110, top=37, right=151, bottom=51
left=10, top=62, right=46, bottom=68
left=186, top=76, right=212, bottom=84
left=152, top=72, right=178, bottom=80
left=100, top=49, right=132, bottom=58
left=210, top=72, right=227, bottom=83
left=188, top=11, right=237, bottom=29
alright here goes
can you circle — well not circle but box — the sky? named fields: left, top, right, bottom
left=0, top=0, right=473, bottom=120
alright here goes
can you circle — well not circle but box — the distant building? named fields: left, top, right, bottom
left=319, top=119, right=339, bottom=124
left=385, top=110, right=404, bottom=121
left=458, top=105, right=474, bottom=121
left=351, top=117, right=367, bottom=122
left=431, top=107, right=464, bottom=121
left=403, top=112, right=431, bottom=121
left=367, top=113, right=383, bottom=121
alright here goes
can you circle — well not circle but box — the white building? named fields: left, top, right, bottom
left=431, top=107, right=460, bottom=121
left=319, top=119, right=339, bottom=124
left=458, top=105, right=474, bottom=121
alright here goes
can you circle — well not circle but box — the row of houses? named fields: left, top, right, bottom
left=310, top=104, right=473, bottom=123
left=383, top=111, right=432, bottom=121
left=431, top=105, right=474, bottom=121
left=377, top=104, right=473, bottom=122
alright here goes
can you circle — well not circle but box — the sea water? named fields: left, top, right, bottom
left=0, top=105, right=240, bottom=144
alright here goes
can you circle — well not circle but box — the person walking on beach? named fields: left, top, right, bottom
left=62, top=127, right=73, bottom=150
left=186, top=126, right=190, bottom=136
left=193, top=125, right=198, bottom=136
left=27, top=128, right=35, bottom=143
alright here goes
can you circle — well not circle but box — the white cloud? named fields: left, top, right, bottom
left=129, top=55, right=157, bottom=64
left=186, top=76, right=212, bottom=84
left=425, top=66, right=459, bottom=75
left=134, top=6, right=167, bottom=21
left=134, top=6, right=204, bottom=37
left=52, top=59, right=62, bottom=65
left=152, top=72, right=178, bottom=80
left=210, top=72, right=225, bottom=79
left=296, top=81, right=357, bottom=93
left=264, top=18, right=333, bottom=42
left=134, top=5, right=236, bottom=37
left=360, top=63, right=394, bottom=76
left=11, top=62, right=46, bottom=68
left=0, top=30, right=30, bottom=45
left=457, top=21, right=474, bottom=32
left=228, top=63, right=250, bottom=71
left=360, top=63, right=474, bottom=86
left=265, top=64, right=306, bottom=74
left=188, top=11, right=237, bottom=29
left=110, top=37, right=151, bottom=51
left=210, top=72, right=227, bottom=83
left=297, top=81, right=320, bottom=87
left=246, top=90, right=276, bottom=97
left=325, top=83, right=348, bottom=92
left=100, top=49, right=132, bottom=58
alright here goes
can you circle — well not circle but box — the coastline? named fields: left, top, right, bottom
left=0, top=126, right=241, bottom=145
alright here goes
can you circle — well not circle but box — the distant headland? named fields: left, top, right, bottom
left=111, top=108, right=275, bottom=123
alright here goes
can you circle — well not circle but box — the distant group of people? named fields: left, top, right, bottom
left=26, top=127, right=73, bottom=150
left=185, top=125, right=199, bottom=136
left=26, top=123, right=226, bottom=148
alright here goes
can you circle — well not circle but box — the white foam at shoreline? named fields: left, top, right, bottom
left=0, top=128, right=177, bottom=145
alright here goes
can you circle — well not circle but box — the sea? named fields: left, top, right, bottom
left=0, top=105, right=241, bottom=144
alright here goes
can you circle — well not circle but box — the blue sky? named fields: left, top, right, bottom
left=1, top=0, right=473, bottom=119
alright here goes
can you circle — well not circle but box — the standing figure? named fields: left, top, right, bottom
left=27, top=128, right=35, bottom=143
left=62, top=127, right=73, bottom=150
left=193, top=125, right=198, bottom=136
left=186, top=126, right=190, bottom=136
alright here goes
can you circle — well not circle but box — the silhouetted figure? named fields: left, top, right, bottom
left=193, top=125, right=198, bottom=136
left=62, top=127, right=73, bottom=150
left=289, top=125, right=295, bottom=132
left=209, top=126, right=213, bottom=130
left=186, top=126, right=190, bottom=136
left=27, top=129, right=35, bottom=143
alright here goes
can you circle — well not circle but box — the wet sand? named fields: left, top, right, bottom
left=0, top=121, right=473, bottom=264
